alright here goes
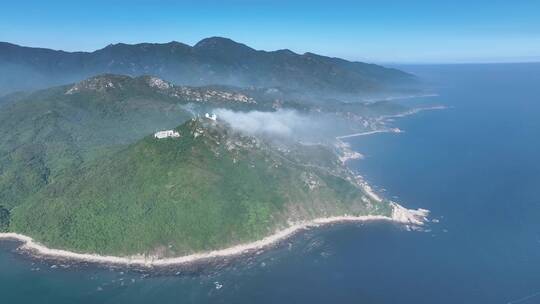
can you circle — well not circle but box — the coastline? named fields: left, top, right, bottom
left=336, top=128, right=402, bottom=140
left=0, top=104, right=438, bottom=269
left=0, top=203, right=428, bottom=268
left=336, top=105, right=447, bottom=140
left=379, top=105, right=448, bottom=120
left=361, top=93, right=439, bottom=103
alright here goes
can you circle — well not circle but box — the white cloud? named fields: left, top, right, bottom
left=214, top=109, right=312, bottom=138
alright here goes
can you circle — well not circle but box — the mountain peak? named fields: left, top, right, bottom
left=65, top=74, right=177, bottom=95
left=65, top=74, right=133, bottom=94
left=274, top=49, right=297, bottom=56
left=194, top=36, right=254, bottom=51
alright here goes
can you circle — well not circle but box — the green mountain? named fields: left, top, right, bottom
left=0, top=73, right=410, bottom=211
left=9, top=118, right=391, bottom=256
left=0, top=37, right=415, bottom=96
left=0, top=74, right=272, bottom=211
left=0, top=74, right=410, bottom=254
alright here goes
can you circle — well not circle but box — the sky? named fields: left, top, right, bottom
left=1, top=0, right=539, bottom=63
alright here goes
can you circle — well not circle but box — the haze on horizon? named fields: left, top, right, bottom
left=1, top=0, right=539, bottom=64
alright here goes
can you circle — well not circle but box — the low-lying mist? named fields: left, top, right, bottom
left=213, top=108, right=366, bottom=144
left=215, top=109, right=312, bottom=137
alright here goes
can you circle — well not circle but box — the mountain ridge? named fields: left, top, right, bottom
left=0, top=37, right=416, bottom=96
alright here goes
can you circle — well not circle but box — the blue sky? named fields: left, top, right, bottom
left=1, top=0, right=539, bottom=63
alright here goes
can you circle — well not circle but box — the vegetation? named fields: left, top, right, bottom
left=10, top=119, right=391, bottom=255
left=0, top=37, right=416, bottom=96
left=0, top=205, right=9, bottom=232
left=0, top=80, right=192, bottom=210
left=0, top=74, right=403, bottom=255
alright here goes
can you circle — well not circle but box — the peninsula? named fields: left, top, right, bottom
left=0, top=41, right=429, bottom=264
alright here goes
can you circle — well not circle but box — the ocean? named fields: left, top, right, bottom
left=1, top=63, right=539, bottom=303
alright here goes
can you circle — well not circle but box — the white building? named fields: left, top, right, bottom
left=154, top=130, right=180, bottom=139
left=205, top=113, right=217, bottom=121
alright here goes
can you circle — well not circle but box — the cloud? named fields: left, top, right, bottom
left=214, top=109, right=313, bottom=138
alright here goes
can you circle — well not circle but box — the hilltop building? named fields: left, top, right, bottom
left=154, top=130, right=180, bottom=139
left=205, top=113, right=217, bottom=121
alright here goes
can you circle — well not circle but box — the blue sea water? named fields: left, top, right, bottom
left=1, top=63, right=540, bottom=303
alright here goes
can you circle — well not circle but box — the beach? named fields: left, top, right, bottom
left=0, top=203, right=428, bottom=268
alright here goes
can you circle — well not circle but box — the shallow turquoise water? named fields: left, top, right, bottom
left=1, top=63, right=539, bottom=303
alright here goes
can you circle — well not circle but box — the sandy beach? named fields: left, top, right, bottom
left=0, top=203, right=428, bottom=268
